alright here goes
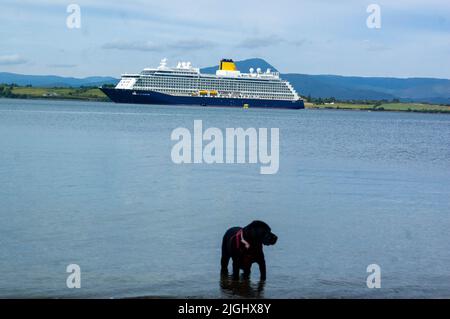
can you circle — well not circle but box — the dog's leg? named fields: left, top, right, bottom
left=231, top=258, right=240, bottom=280
left=257, top=256, right=266, bottom=281
left=221, top=233, right=230, bottom=275
left=221, top=254, right=230, bottom=274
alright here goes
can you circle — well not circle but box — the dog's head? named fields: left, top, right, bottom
left=244, top=220, right=278, bottom=246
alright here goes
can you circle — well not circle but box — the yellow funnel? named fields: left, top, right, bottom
left=219, top=59, right=237, bottom=71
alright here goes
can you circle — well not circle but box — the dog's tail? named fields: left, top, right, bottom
left=221, top=232, right=231, bottom=272
left=221, top=232, right=228, bottom=254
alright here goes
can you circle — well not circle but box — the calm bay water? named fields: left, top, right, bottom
left=0, top=98, right=449, bottom=298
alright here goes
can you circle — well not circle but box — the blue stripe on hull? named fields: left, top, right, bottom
left=100, top=88, right=304, bottom=110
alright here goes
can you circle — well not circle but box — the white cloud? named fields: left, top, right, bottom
left=102, top=39, right=217, bottom=52
left=0, top=54, right=28, bottom=65
left=167, top=39, right=216, bottom=51
left=236, top=35, right=285, bottom=49
left=102, top=40, right=163, bottom=52
left=47, top=63, right=77, bottom=68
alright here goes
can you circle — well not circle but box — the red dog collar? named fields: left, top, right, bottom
left=236, top=229, right=250, bottom=249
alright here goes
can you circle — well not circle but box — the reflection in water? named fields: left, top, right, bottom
left=220, top=274, right=265, bottom=298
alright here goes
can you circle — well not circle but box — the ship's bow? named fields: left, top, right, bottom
left=100, top=87, right=131, bottom=103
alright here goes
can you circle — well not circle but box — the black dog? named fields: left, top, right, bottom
left=221, top=220, right=277, bottom=280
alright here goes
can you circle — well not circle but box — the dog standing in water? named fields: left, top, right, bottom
left=221, top=220, right=278, bottom=280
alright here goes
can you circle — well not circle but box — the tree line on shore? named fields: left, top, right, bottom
left=304, top=94, right=449, bottom=107
left=1, top=84, right=449, bottom=108
left=0, top=83, right=106, bottom=100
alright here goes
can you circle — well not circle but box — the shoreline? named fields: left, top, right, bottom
left=1, top=87, right=449, bottom=114
left=305, top=102, right=450, bottom=114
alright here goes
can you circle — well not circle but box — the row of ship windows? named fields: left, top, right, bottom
left=138, top=78, right=284, bottom=86
left=135, top=80, right=290, bottom=92
left=136, top=89, right=292, bottom=95
left=135, top=88, right=294, bottom=99
left=146, top=73, right=281, bottom=82
left=134, top=86, right=292, bottom=94
left=161, top=91, right=293, bottom=100
left=137, top=77, right=288, bottom=87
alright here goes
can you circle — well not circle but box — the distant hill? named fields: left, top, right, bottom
left=203, top=58, right=450, bottom=104
left=282, top=73, right=450, bottom=104
left=201, top=58, right=278, bottom=74
left=2, top=58, right=450, bottom=104
left=0, top=72, right=118, bottom=87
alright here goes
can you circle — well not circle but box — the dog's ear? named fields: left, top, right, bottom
left=249, top=220, right=270, bottom=229
left=244, top=223, right=257, bottom=241
left=250, top=221, right=271, bottom=233
left=245, top=220, right=271, bottom=242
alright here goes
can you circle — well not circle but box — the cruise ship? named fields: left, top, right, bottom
left=100, top=58, right=304, bottom=109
